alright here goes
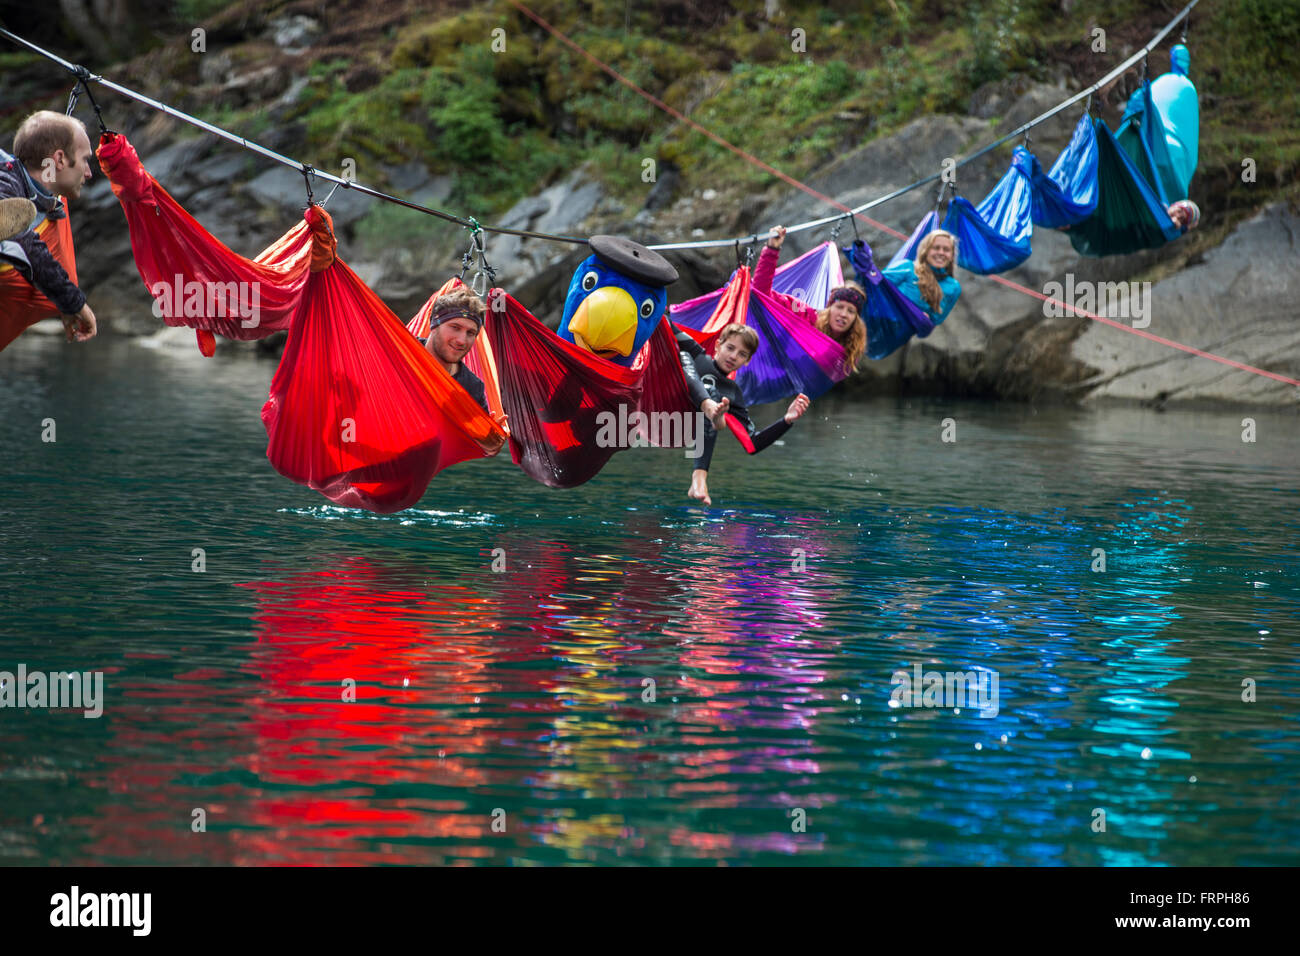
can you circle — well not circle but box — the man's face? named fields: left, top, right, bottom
left=45, top=127, right=94, bottom=200
left=1169, top=205, right=1187, bottom=229
left=426, top=316, right=480, bottom=365
left=715, top=335, right=753, bottom=374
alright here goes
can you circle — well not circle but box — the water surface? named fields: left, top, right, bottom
left=2, top=333, right=1297, bottom=865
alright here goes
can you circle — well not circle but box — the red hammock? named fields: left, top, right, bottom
left=0, top=199, right=76, bottom=352
left=484, top=289, right=696, bottom=488
left=261, top=206, right=505, bottom=513
left=97, top=132, right=312, bottom=356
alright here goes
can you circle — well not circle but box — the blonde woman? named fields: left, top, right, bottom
left=882, top=230, right=961, bottom=324
left=754, top=225, right=868, bottom=375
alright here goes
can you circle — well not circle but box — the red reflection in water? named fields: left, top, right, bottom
left=72, top=520, right=845, bottom=864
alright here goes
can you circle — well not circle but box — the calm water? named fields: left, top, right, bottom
left=1, top=332, right=1297, bottom=866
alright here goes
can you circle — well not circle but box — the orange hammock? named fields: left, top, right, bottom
left=0, top=199, right=76, bottom=352
left=261, top=205, right=505, bottom=513
left=97, top=132, right=312, bottom=356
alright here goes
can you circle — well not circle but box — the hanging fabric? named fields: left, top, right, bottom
left=940, top=149, right=1034, bottom=275
left=97, top=132, right=313, bottom=355
left=841, top=239, right=934, bottom=359
left=1030, top=113, right=1100, bottom=228
left=1067, top=117, right=1182, bottom=258
left=261, top=205, right=504, bottom=513
left=1149, top=44, right=1199, bottom=198
left=1116, top=79, right=1182, bottom=204
left=668, top=239, right=844, bottom=332
left=484, top=290, right=695, bottom=488
left=668, top=261, right=848, bottom=405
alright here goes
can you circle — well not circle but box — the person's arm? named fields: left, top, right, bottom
left=676, top=332, right=714, bottom=409
left=752, top=245, right=780, bottom=295
left=731, top=392, right=809, bottom=454
left=1, top=202, right=86, bottom=315
left=752, top=226, right=786, bottom=295
left=934, top=275, right=962, bottom=323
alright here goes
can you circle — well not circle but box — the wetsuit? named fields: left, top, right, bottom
left=676, top=329, right=791, bottom=471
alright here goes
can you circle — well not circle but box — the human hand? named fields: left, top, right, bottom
left=784, top=392, right=809, bottom=424
left=485, top=412, right=509, bottom=456
left=767, top=225, right=786, bottom=249
left=62, top=303, right=97, bottom=343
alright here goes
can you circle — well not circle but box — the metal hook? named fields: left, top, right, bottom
left=301, top=164, right=315, bottom=204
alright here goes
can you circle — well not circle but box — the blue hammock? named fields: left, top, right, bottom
left=841, top=240, right=935, bottom=359
left=1067, top=116, right=1182, bottom=258
left=940, top=148, right=1034, bottom=274
left=1117, top=79, right=1182, bottom=205
left=1030, top=114, right=1099, bottom=227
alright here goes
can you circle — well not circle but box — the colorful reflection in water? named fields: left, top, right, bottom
left=2, top=337, right=1299, bottom=865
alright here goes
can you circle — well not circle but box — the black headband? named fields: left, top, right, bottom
left=430, top=306, right=483, bottom=330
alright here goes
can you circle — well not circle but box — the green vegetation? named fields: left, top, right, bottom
left=93, top=0, right=1298, bottom=242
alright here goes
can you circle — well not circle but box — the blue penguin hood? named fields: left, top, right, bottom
left=559, top=255, right=669, bottom=367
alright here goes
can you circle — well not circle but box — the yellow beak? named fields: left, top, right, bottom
left=568, top=286, right=639, bottom=358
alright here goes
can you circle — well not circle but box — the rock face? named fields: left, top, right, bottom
left=67, top=77, right=1295, bottom=407
left=1072, top=203, right=1300, bottom=407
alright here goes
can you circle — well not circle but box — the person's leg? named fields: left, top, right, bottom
left=0, top=198, right=36, bottom=241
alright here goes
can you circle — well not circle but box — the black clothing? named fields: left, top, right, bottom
left=0, top=149, right=85, bottom=315
left=452, top=362, right=490, bottom=414
left=675, top=329, right=791, bottom=471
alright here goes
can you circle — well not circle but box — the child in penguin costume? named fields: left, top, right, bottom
left=558, top=235, right=678, bottom=366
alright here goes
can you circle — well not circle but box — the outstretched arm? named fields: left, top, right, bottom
left=731, top=392, right=809, bottom=454
left=752, top=226, right=786, bottom=295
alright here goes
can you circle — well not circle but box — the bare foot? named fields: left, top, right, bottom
left=688, top=480, right=711, bottom=507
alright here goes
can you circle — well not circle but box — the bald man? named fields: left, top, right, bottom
left=0, top=110, right=97, bottom=342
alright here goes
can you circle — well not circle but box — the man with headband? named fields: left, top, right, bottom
left=422, top=288, right=508, bottom=455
